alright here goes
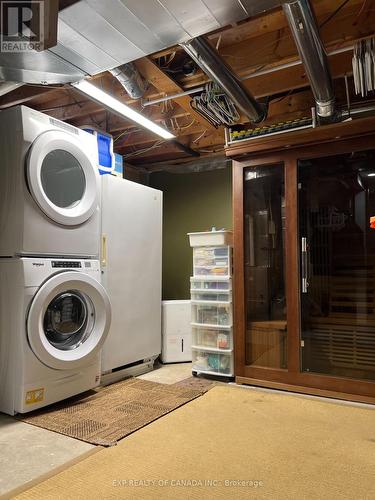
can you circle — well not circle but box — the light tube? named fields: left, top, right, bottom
left=71, top=79, right=175, bottom=140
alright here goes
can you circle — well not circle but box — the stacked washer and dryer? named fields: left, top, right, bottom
left=0, top=106, right=111, bottom=415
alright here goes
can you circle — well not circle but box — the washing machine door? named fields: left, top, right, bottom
left=27, top=272, right=111, bottom=370
left=27, top=130, right=99, bottom=226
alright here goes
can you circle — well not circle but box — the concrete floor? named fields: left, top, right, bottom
left=0, top=362, right=192, bottom=497
left=0, top=414, right=93, bottom=496
left=138, top=361, right=193, bottom=384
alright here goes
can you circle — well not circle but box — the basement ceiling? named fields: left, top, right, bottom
left=0, top=0, right=374, bottom=168
left=0, top=0, right=282, bottom=84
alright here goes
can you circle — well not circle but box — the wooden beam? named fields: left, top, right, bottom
left=178, top=2, right=375, bottom=90
left=115, top=80, right=354, bottom=154
left=135, top=57, right=217, bottom=130
left=243, top=50, right=353, bottom=99
left=113, top=122, right=205, bottom=150
left=125, top=128, right=225, bottom=163
left=120, top=80, right=359, bottom=162
left=0, top=85, right=61, bottom=108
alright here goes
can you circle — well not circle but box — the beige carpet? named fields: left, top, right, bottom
left=17, top=378, right=203, bottom=446
left=14, top=385, right=375, bottom=499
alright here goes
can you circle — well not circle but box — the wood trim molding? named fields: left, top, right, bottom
left=225, top=116, right=375, bottom=159
left=235, top=377, right=375, bottom=406
left=232, top=160, right=246, bottom=377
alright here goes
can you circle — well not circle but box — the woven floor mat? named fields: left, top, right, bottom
left=17, top=378, right=204, bottom=446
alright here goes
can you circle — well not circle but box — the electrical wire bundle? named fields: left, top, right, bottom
left=191, top=82, right=240, bottom=127
left=352, top=37, right=375, bottom=97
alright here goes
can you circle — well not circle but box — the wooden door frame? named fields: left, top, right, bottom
left=233, top=133, right=375, bottom=403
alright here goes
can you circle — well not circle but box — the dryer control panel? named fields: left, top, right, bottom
left=52, top=261, right=81, bottom=268
left=22, top=258, right=100, bottom=286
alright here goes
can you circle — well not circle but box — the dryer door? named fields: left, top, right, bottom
left=27, top=272, right=111, bottom=370
left=27, top=130, right=99, bottom=226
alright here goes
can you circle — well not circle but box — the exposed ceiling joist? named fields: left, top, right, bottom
left=135, top=58, right=217, bottom=130
left=0, top=0, right=373, bottom=166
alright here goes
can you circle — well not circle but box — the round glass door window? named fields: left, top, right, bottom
left=40, top=150, right=86, bottom=208
left=43, top=290, right=94, bottom=350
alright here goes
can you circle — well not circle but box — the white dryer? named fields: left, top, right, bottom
left=0, top=105, right=100, bottom=258
left=0, top=257, right=111, bottom=415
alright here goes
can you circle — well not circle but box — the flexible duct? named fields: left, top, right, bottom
left=109, top=63, right=146, bottom=100
left=181, top=36, right=266, bottom=124
left=283, top=0, right=335, bottom=119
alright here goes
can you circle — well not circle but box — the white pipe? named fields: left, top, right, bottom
left=240, top=45, right=354, bottom=80
left=143, top=87, right=204, bottom=106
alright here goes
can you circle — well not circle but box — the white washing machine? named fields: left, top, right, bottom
left=0, top=105, right=100, bottom=258
left=0, top=257, right=111, bottom=415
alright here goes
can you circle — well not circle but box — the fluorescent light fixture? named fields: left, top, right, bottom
left=71, top=79, right=175, bottom=140
left=368, top=173, right=375, bottom=177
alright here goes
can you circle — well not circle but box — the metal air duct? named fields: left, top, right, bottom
left=283, top=0, right=336, bottom=119
left=181, top=36, right=266, bottom=124
left=109, top=63, right=146, bottom=100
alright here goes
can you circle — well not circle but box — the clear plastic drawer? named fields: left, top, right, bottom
left=191, top=301, right=232, bottom=327
left=192, top=349, right=233, bottom=376
left=190, top=277, right=231, bottom=291
left=192, top=326, right=232, bottom=350
left=193, top=246, right=229, bottom=259
left=193, top=247, right=231, bottom=277
left=193, top=265, right=229, bottom=277
left=190, top=290, right=232, bottom=302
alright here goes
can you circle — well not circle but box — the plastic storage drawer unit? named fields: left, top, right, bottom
left=188, top=230, right=234, bottom=379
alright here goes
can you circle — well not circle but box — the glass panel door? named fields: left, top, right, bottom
left=299, top=150, right=375, bottom=381
left=244, top=164, right=288, bottom=369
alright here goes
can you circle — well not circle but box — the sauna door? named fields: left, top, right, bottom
left=244, top=163, right=288, bottom=370
left=299, top=151, right=375, bottom=381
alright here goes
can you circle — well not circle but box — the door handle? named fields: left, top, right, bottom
left=101, top=234, right=107, bottom=267
left=245, top=215, right=255, bottom=266
left=301, top=237, right=308, bottom=293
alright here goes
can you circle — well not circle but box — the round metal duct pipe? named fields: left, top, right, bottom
left=283, top=0, right=336, bottom=119
left=181, top=36, right=266, bottom=124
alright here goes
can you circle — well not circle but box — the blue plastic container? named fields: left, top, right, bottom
left=113, top=153, right=123, bottom=177
left=83, top=127, right=114, bottom=175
